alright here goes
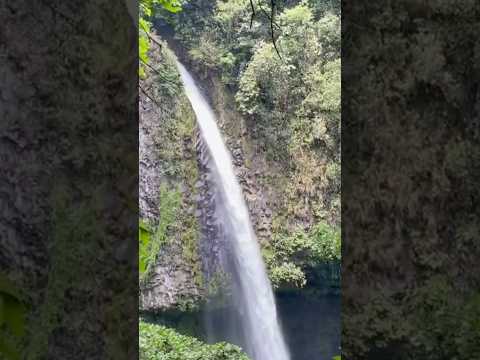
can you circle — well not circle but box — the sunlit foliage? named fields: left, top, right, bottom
left=140, top=322, right=250, bottom=360
left=139, top=0, right=182, bottom=78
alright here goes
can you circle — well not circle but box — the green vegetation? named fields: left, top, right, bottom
left=156, top=0, right=341, bottom=289
left=0, top=274, right=27, bottom=360
left=265, top=222, right=340, bottom=288
left=139, top=0, right=341, bottom=358
left=140, top=0, right=182, bottom=78
left=139, top=185, right=182, bottom=280
left=236, top=6, right=340, bottom=160
left=140, top=321, right=250, bottom=360
left=139, top=220, right=152, bottom=275
left=144, top=41, right=183, bottom=99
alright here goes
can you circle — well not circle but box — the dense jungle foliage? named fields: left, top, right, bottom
left=147, top=0, right=341, bottom=291
left=139, top=1, right=341, bottom=359
left=140, top=322, right=250, bottom=360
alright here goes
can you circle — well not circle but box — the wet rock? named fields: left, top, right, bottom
left=139, top=53, right=205, bottom=311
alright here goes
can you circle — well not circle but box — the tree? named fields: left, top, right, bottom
left=139, top=0, right=182, bottom=78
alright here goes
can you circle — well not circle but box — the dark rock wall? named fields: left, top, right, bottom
left=139, top=37, right=203, bottom=312
left=194, top=132, right=224, bottom=282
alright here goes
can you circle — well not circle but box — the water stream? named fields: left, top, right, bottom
left=176, top=61, right=290, bottom=360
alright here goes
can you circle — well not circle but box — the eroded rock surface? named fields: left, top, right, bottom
left=139, top=38, right=203, bottom=311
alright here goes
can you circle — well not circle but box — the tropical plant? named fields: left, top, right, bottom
left=139, top=321, right=250, bottom=360
left=266, top=222, right=340, bottom=288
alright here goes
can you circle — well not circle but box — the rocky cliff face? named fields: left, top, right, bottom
left=139, top=87, right=165, bottom=223
left=200, top=76, right=277, bottom=247
left=194, top=134, right=224, bottom=282
left=140, top=33, right=340, bottom=312
left=139, top=37, right=282, bottom=312
left=139, top=95, right=202, bottom=311
left=139, top=38, right=203, bottom=312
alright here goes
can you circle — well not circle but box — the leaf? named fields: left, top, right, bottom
left=158, top=0, right=182, bottom=13
left=139, top=34, right=150, bottom=78
left=139, top=18, right=151, bottom=35
left=0, top=338, right=20, bottom=360
left=139, top=220, right=151, bottom=275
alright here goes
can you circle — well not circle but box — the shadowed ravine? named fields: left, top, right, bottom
left=176, top=61, right=291, bottom=360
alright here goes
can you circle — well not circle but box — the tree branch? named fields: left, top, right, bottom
left=256, top=3, right=282, bottom=30
left=139, top=84, right=162, bottom=108
left=140, top=58, right=163, bottom=78
left=249, top=0, right=256, bottom=29
left=144, top=30, right=163, bottom=49
left=269, top=0, right=282, bottom=60
left=249, top=0, right=283, bottom=59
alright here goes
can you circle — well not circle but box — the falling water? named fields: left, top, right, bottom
left=176, top=61, right=290, bottom=360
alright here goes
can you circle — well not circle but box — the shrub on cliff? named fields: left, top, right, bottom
left=265, top=222, right=341, bottom=288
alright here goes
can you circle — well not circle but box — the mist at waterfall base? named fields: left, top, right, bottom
left=176, top=61, right=290, bottom=360
left=142, top=293, right=341, bottom=360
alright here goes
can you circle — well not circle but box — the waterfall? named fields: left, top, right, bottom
left=176, top=61, right=290, bottom=360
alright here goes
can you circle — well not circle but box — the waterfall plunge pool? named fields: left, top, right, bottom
left=141, top=292, right=340, bottom=360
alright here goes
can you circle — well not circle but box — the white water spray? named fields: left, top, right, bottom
left=177, top=61, right=290, bottom=360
